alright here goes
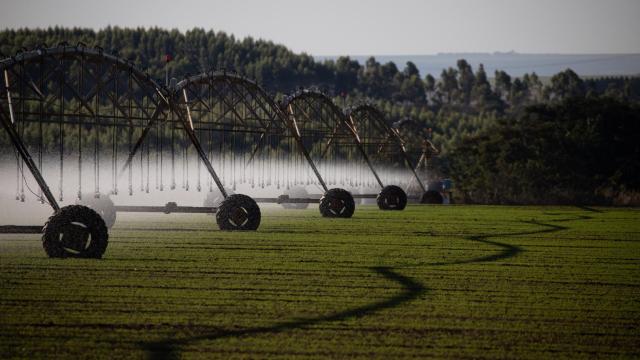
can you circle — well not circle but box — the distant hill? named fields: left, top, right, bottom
left=316, top=53, right=640, bottom=78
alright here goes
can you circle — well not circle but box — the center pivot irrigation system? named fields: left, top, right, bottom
left=0, top=44, right=432, bottom=258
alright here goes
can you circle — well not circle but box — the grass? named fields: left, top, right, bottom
left=1, top=204, right=639, bottom=359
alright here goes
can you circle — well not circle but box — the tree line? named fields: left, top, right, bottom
left=2, top=27, right=638, bottom=106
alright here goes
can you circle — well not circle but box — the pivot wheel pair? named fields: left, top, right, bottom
left=216, top=194, right=261, bottom=230
left=377, top=185, right=408, bottom=210
left=42, top=205, right=109, bottom=258
left=319, top=188, right=355, bottom=218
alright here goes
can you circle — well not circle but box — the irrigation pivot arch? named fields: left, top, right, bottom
left=0, top=43, right=173, bottom=258
left=345, top=103, right=427, bottom=207
left=283, top=90, right=423, bottom=212
left=169, top=71, right=331, bottom=220
left=281, top=89, right=359, bottom=217
left=0, top=45, right=286, bottom=257
left=0, top=48, right=359, bottom=259
left=1, top=45, right=438, bottom=259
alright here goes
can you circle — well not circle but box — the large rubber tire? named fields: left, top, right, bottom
left=347, top=188, right=362, bottom=205
left=421, top=190, right=444, bottom=204
left=377, top=185, right=408, bottom=211
left=282, top=187, right=310, bottom=209
left=42, top=205, right=109, bottom=258
left=76, top=194, right=116, bottom=228
left=319, top=188, right=355, bottom=218
left=216, top=194, right=261, bottom=231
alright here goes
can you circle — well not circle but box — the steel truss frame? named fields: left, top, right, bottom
left=345, top=103, right=426, bottom=193
left=0, top=45, right=224, bottom=219
left=121, top=70, right=329, bottom=202
left=281, top=90, right=421, bottom=199
left=0, top=47, right=333, bottom=228
left=1, top=45, right=428, bottom=242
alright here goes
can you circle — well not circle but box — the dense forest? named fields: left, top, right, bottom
left=1, top=27, right=639, bottom=204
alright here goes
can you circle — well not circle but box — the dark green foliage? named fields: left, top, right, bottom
left=0, top=28, right=430, bottom=102
left=545, top=68, right=586, bottom=100
left=449, top=97, right=640, bottom=204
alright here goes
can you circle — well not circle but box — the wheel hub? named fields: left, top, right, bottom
left=387, top=196, right=399, bottom=206
left=330, top=198, right=345, bottom=213
left=60, top=222, right=90, bottom=252
left=229, top=207, right=249, bottom=226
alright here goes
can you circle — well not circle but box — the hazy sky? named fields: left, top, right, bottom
left=2, top=0, right=639, bottom=55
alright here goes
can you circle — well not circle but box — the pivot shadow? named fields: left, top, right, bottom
left=427, top=219, right=569, bottom=266
left=143, top=266, right=426, bottom=360
left=141, top=212, right=594, bottom=358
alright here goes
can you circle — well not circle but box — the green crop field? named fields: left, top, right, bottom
left=1, top=205, right=639, bottom=359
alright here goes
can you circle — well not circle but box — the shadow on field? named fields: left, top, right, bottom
left=142, top=266, right=426, bottom=360
left=575, top=205, right=603, bottom=213
left=427, top=219, right=571, bottom=266
left=141, top=214, right=592, bottom=359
